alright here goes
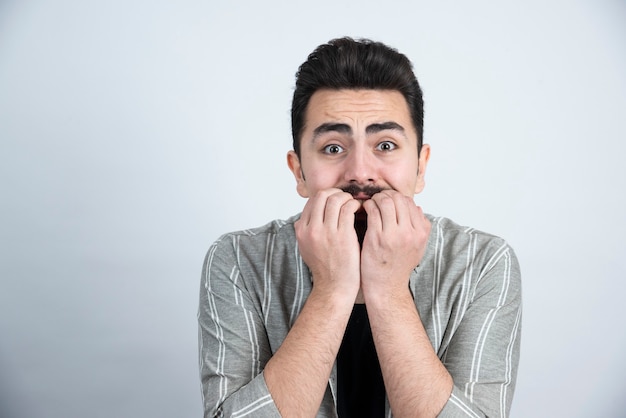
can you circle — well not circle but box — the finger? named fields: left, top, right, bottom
left=324, top=191, right=357, bottom=229
left=410, top=204, right=427, bottom=230
left=338, top=198, right=361, bottom=231
left=389, top=192, right=414, bottom=226
left=363, top=198, right=382, bottom=232
left=306, top=189, right=340, bottom=226
left=370, top=191, right=398, bottom=230
left=298, top=195, right=315, bottom=226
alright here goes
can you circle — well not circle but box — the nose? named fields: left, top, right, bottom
left=343, top=146, right=377, bottom=185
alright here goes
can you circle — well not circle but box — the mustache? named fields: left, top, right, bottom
left=340, top=184, right=386, bottom=198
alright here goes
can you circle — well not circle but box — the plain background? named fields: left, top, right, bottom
left=1, top=0, right=625, bottom=417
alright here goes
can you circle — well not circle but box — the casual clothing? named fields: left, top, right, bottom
left=337, top=304, right=386, bottom=418
left=198, top=213, right=522, bottom=417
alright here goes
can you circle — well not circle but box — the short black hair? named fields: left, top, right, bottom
left=291, top=37, right=424, bottom=157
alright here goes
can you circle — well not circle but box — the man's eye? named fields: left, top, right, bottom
left=323, top=144, right=344, bottom=154
left=376, top=141, right=396, bottom=151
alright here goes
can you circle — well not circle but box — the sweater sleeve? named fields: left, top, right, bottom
left=437, top=243, right=522, bottom=418
left=198, top=237, right=282, bottom=418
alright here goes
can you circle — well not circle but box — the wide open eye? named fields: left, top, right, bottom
left=376, top=141, right=397, bottom=152
left=322, top=144, right=345, bottom=154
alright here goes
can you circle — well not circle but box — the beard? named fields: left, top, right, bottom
left=340, top=184, right=386, bottom=248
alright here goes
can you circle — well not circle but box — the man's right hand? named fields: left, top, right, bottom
left=265, top=189, right=362, bottom=416
left=294, top=188, right=362, bottom=302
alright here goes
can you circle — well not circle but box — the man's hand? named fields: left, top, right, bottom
left=265, top=189, right=362, bottom=416
left=294, top=188, right=362, bottom=301
left=359, top=191, right=452, bottom=416
left=360, top=190, right=431, bottom=301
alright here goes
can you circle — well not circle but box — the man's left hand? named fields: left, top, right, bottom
left=360, top=190, right=431, bottom=301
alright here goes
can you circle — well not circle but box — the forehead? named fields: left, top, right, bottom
left=304, top=89, right=415, bottom=134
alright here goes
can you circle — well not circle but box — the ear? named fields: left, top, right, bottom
left=414, top=144, right=431, bottom=194
left=287, top=150, right=309, bottom=198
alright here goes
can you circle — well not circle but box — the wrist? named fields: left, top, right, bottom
left=309, top=278, right=359, bottom=307
left=362, top=282, right=413, bottom=311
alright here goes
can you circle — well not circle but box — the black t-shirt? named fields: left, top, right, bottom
left=337, top=304, right=386, bottom=417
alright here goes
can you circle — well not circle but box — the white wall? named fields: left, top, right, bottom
left=1, top=1, right=624, bottom=416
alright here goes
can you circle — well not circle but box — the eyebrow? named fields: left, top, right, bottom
left=312, top=123, right=352, bottom=140
left=365, top=121, right=405, bottom=135
left=311, top=121, right=406, bottom=142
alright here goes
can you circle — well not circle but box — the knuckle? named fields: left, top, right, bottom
left=378, top=195, right=394, bottom=208
left=313, top=189, right=329, bottom=200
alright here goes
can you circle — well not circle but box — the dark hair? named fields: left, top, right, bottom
left=291, top=37, right=424, bottom=157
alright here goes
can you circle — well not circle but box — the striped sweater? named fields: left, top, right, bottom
left=198, top=214, right=522, bottom=417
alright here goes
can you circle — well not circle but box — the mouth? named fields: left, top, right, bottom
left=353, top=192, right=372, bottom=201
left=354, top=196, right=369, bottom=218
left=340, top=185, right=384, bottom=224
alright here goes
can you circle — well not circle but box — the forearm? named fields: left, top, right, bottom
left=264, top=287, right=354, bottom=417
left=366, top=289, right=453, bottom=417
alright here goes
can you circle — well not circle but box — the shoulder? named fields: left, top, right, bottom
left=424, top=214, right=521, bottom=299
left=201, top=214, right=306, bottom=301
left=428, top=214, right=513, bottom=250
left=206, top=214, right=300, bottom=262
left=215, top=213, right=299, bottom=242
left=425, top=214, right=519, bottom=271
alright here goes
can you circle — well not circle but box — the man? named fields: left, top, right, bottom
left=199, top=37, right=521, bottom=417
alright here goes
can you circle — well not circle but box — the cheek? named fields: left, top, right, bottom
left=384, top=164, right=419, bottom=195
left=306, top=166, right=341, bottom=189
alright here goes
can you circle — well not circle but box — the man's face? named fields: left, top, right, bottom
left=287, top=89, right=430, bottom=202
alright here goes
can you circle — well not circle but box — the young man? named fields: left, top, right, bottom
left=199, top=38, right=522, bottom=417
